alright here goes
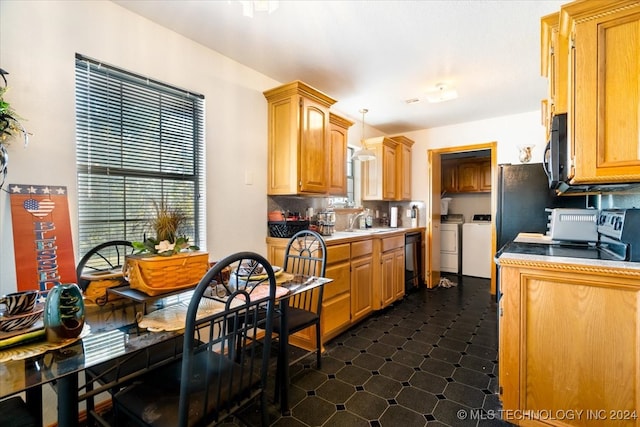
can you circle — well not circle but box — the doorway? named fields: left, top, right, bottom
left=426, top=142, right=497, bottom=295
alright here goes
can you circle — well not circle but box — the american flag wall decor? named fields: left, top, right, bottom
left=9, top=184, right=76, bottom=292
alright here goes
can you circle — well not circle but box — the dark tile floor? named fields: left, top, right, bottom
left=227, top=274, right=514, bottom=427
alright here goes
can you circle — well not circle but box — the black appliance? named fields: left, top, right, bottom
left=598, top=208, right=640, bottom=262
left=405, top=231, right=422, bottom=291
left=543, top=113, right=640, bottom=194
left=496, top=163, right=587, bottom=251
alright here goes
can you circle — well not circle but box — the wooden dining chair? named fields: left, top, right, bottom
left=112, top=251, right=278, bottom=427
left=275, top=229, right=327, bottom=368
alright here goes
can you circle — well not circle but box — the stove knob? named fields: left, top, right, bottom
left=614, top=217, right=623, bottom=231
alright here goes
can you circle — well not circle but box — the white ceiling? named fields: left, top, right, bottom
left=113, top=0, right=566, bottom=135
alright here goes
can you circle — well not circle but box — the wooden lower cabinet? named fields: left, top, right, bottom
left=380, top=251, right=395, bottom=307
left=322, top=243, right=352, bottom=342
left=498, top=260, right=640, bottom=426
left=376, top=235, right=405, bottom=309
left=350, top=240, right=374, bottom=323
left=266, top=231, right=416, bottom=350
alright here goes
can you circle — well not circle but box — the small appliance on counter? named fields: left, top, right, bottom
left=546, top=208, right=598, bottom=243
left=316, top=211, right=336, bottom=236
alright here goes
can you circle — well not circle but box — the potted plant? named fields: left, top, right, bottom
left=132, top=200, right=199, bottom=256
left=125, top=200, right=208, bottom=296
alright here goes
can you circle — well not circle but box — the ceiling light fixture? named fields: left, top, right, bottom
left=351, top=109, right=376, bottom=162
left=238, top=1, right=279, bottom=18
left=425, top=83, right=458, bottom=103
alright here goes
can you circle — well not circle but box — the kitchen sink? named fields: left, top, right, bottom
left=340, top=228, right=394, bottom=234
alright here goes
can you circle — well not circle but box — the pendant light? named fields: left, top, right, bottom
left=351, top=108, right=376, bottom=161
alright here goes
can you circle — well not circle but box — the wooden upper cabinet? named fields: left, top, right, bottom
left=441, top=160, right=458, bottom=194
left=362, top=135, right=414, bottom=201
left=479, top=159, right=492, bottom=192
left=328, top=113, right=354, bottom=196
left=541, top=12, right=569, bottom=140
left=391, top=135, right=414, bottom=201
left=560, top=0, right=640, bottom=184
left=264, top=81, right=337, bottom=195
left=541, top=12, right=569, bottom=114
left=362, top=137, right=399, bottom=201
left=441, top=158, right=491, bottom=193
left=457, top=161, right=480, bottom=192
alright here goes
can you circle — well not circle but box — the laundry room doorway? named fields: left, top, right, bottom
left=426, top=141, right=498, bottom=295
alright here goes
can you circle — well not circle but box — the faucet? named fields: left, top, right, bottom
left=346, top=211, right=367, bottom=231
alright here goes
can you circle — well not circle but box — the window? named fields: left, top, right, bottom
left=75, top=54, right=205, bottom=258
left=328, top=147, right=355, bottom=208
left=346, top=147, right=355, bottom=203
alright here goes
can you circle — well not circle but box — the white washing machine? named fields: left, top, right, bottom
left=462, top=214, right=492, bottom=278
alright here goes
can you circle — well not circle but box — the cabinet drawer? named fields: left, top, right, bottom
left=322, top=293, right=351, bottom=338
left=324, top=261, right=350, bottom=299
left=382, top=235, right=404, bottom=251
left=351, top=239, right=373, bottom=258
left=327, top=243, right=350, bottom=264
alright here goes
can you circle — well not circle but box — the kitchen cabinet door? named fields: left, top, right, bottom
left=362, top=137, right=399, bottom=201
left=479, top=159, right=492, bottom=192
left=441, top=160, right=458, bottom=194
left=380, top=251, right=395, bottom=307
left=499, top=262, right=640, bottom=426
left=392, top=247, right=405, bottom=300
left=350, top=240, right=374, bottom=322
left=392, top=136, right=414, bottom=201
left=457, top=162, right=480, bottom=192
left=322, top=260, right=351, bottom=341
left=563, top=0, right=640, bottom=184
left=264, top=81, right=336, bottom=195
left=376, top=235, right=405, bottom=309
left=328, top=113, right=353, bottom=196
left=541, top=11, right=569, bottom=120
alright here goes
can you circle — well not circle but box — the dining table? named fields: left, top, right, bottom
left=0, top=275, right=332, bottom=425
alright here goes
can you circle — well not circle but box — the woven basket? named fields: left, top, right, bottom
left=124, top=251, right=209, bottom=296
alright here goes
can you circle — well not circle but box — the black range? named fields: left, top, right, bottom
left=497, top=241, right=623, bottom=262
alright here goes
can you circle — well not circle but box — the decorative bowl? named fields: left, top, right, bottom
left=0, top=290, right=39, bottom=316
left=0, top=305, right=44, bottom=332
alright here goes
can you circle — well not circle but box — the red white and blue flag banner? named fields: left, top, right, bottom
left=9, top=184, right=76, bottom=292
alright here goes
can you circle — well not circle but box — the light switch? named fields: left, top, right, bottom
left=244, top=171, right=253, bottom=185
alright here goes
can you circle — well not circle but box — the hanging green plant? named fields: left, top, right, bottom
left=0, top=68, right=29, bottom=147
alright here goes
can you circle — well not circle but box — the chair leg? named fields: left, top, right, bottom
left=85, top=372, right=96, bottom=427
left=315, top=323, right=322, bottom=369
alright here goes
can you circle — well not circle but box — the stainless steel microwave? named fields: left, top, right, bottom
left=543, top=113, right=569, bottom=190
left=543, top=113, right=640, bottom=194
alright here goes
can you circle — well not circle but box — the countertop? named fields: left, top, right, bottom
left=496, top=241, right=640, bottom=273
left=266, top=227, right=425, bottom=245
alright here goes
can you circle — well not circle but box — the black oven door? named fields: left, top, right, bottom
left=543, top=112, right=568, bottom=189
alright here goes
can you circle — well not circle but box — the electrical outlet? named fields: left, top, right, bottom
left=406, top=209, right=412, bottom=218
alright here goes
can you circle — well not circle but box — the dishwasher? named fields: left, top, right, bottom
left=405, top=232, right=422, bottom=291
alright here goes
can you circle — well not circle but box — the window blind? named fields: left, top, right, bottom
left=75, top=54, right=205, bottom=258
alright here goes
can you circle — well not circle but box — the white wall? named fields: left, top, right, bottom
left=0, top=0, right=281, bottom=294
left=405, top=111, right=546, bottom=208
